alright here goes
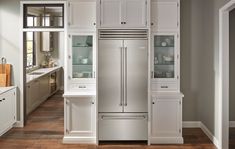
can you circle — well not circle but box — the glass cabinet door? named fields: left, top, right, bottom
left=71, top=35, right=93, bottom=79
left=154, top=35, right=175, bottom=79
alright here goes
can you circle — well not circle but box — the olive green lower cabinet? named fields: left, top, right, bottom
left=63, top=93, right=96, bottom=144
left=150, top=92, right=184, bottom=144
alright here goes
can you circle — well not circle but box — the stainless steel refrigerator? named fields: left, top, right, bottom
left=98, top=30, right=148, bottom=141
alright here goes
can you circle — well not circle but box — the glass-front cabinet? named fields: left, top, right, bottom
left=152, top=33, right=179, bottom=92
left=69, top=33, right=96, bottom=84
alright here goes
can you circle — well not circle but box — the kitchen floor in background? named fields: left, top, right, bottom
left=0, top=91, right=217, bottom=149
left=230, top=128, right=235, bottom=149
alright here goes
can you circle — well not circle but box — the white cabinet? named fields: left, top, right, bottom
left=0, top=87, right=16, bottom=136
left=151, top=32, right=180, bottom=92
left=26, top=80, right=40, bottom=115
left=67, top=33, right=96, bottom=91
left=150, top=94, right=183, bottom=144
left=99, top=0, right=147, bottom=28
left=151, top=0, right=179, bottom=31
left=39, top=75, right=50, bottom=101
left=68, top=0, right=96, bottom=30
left=63, top=96, right=96, bottom=143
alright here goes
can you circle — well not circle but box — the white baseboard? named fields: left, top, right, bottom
left=13, top=121, right=24, bottom=127
left=183, top=121, right=220, bottom=149
left=200, top=122, right=220, bottom=148
left=63, top=136, right=96, bottom=144
left=183, top=121, right=201, bottom=128
left=150, top=137, right=183, bottom=144
left=230, top=121, right=235, bottom=127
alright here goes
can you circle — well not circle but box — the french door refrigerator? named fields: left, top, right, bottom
left=98, top=30, right=148, bottom=141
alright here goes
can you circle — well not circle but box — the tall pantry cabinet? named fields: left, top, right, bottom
left=150, top=0, right=183, bottom=144
left=63, top=0, right=97, bottom=144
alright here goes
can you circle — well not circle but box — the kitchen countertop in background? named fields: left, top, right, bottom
left=26, top=66, right=62, bottom=83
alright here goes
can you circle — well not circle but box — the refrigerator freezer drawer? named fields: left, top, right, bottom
left=98, top=113, right=148, bottom=141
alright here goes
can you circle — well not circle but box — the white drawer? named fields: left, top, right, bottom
left=69, top=83, right=96, bottom=91
left=152, top=82, right=178, bottom=92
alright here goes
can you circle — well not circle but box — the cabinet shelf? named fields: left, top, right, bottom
left=72, top=45, right=92, bottom=48
left=72, top=64, right=93, bottom=66
left=154, top=46, right=174, bottom=48
left=154, top=63, right=174, bottom=66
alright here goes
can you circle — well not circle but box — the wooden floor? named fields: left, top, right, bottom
left=0, top=91, right=219, bottom=149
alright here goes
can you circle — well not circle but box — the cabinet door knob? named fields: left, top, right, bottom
left=2, top=98, right=5, bottom=101
left=121, top=22, right=123, bottom=24
left=93, top=22, right=96, bottom=25
left=152, top=102, right=155, bottom=104
left=91, top=101, right=95, bottom=104
left=124, top=22, right=126, bottom=24
left=151, top=22, right=154, bottom=26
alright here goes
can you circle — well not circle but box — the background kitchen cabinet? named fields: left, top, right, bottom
left=151, top=94, right=183, bottom=144
left=99, top=0, right=147, bottom=28
left=68, top=0, right=96, bottom=30
left=0, top=87, right=16, bottom=136
left=63, top=97, right=96, bottom=143
left=26, top=80, right=40, bottom=115
left=151, top=0, right=179, bottom=31
left=39, top=75, right=50, bottom=101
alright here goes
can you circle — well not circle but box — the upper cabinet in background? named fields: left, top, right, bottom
left=151, top=0, right=179, bottom=31
left=98, top=0, right=148, bottom=28
left=68, top=0, right=96, bottom=30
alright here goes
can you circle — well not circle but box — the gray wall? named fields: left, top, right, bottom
left=196, top=0, right=230, bottom=142
left=230, top=9, right=235, bottom=121
left=180, top=0, right=204, bottom=121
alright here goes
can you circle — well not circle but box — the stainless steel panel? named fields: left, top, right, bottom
left=98, top=113, right=148, bottom=140
left=124, top=40, right=148, bottom=112
left=99, top=29, right=148, bottom=39
left=98, top=40, right=123, bottom=112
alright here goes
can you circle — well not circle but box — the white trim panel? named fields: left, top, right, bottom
left=63, top=136, right=96, bottom=144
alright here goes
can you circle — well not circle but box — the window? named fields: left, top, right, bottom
left=24, top=4, right=64, bottom=28
left=26, top=32, right=35, bottom=67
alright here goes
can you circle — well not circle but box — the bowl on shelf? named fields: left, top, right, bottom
left=74, top=73, right=83, bottom=78
left=81, top=58, right=88, bottom=64
left=163, top=56, right=174, bottom=62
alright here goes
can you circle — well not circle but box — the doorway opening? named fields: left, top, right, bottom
left=20, top=1, right=67, bottom=126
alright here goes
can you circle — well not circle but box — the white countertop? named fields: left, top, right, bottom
left=26, top=66, right=62, bottom=83
left=0, top=86, right=16, bottom=95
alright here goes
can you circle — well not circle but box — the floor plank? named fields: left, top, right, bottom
left=0, top=91, right=218, bottom=149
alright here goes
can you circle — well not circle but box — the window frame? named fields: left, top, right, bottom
left=26, top=32, right=36, bottom=68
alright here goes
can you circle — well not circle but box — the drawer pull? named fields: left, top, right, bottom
left=78, top=85, right=86, bottom=89
left=161, top=86, right=168, bottom=88
left=101, top=115, right=146, bottom=120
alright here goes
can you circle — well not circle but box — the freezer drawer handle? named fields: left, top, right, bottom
left=101, top=115, right=146, bottom=120
left=161, top=86, right=168, bottom=88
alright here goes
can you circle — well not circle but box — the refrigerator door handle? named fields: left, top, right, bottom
left=124, top=47, right=128, bottom=106
left=120, top=47, right=123, bottom=106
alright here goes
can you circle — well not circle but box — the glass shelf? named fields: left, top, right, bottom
left=72, top=46, right=92, bottom=48
left=154, top=46, right=174, bottom=48
left=72, top=64, right=93, bottom=66
left=154, top=62, right=174, bottom=66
